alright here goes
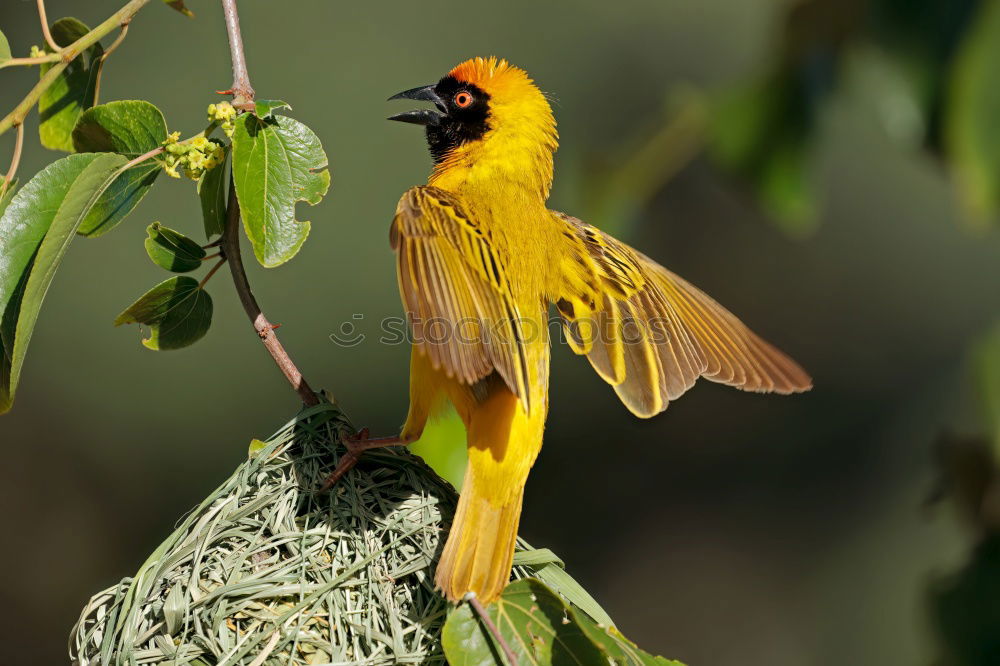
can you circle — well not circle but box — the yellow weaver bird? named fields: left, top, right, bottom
left=323, top=57, right=812, bottom=604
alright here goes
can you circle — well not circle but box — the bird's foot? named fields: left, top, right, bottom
left=319, top=428, right=406, bottom=491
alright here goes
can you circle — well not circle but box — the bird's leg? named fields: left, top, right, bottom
left=319, top=428, right=408, bottom=491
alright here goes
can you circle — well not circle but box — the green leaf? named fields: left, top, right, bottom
left=442, top=579, right=683, bottom=666
left=198, top=147, right=229, bottom=238
left=248, top=438, right=269, bottom=457
left=72, top=100, right=168, bottom=236
left=253, top=100, right=291, bottom=118
left=443, top=579, right=684, bottom=666
left=0, top=153, right=127, bottom=413
left=72, top=101, right=167, bottom=156
left=946, top=0, right=1000, bottom=224
left=231, top=114, right=330, bottom=267
left=144, top=222, right=206, bottom=272
left=443, top=579, right=600, bottom=665
left=38, top=18, right=104, bottom=152
left=115, top=276, right=212, bottom=350
left=574, top=610, right=685, bottom=666
left=512, top=548, right=615, bottom=628
left=0, top=29, right=11, bottom=65
left=162, top=0, right=194, bottom=17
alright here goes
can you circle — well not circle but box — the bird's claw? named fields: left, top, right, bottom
left=343, top=427, right=370, bottom=447
left=320, top=428, right=403, bottom=492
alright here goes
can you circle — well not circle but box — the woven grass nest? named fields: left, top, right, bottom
left=70, top=401, right=602, bottom=665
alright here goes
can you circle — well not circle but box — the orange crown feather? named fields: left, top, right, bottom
left=448, top=57, right=534, bottom=95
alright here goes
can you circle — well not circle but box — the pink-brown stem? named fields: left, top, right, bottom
left=37, top=0, right=61, bottom=52
left=221, top=183, right=318, bottom=406
left=468, top=595, right=518, bottom=666
left=1, top=122, right=24, bottom=199
left=220, top=0, right=255, bottom=111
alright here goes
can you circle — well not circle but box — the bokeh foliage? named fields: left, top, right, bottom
left=586, top=0, right=1000, bottom=235
left=929, top=326, right=1000, bottom=665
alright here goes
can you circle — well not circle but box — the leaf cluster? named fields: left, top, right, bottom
left=0, top=12, right=329, bottom=411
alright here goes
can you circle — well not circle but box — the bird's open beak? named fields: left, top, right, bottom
left=388, top=85, right=445, bottom=126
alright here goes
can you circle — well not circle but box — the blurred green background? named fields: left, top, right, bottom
left=2, top=0, right=1000, bottom=664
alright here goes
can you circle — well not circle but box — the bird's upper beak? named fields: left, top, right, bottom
left=388, top=85, right=445, bottom=126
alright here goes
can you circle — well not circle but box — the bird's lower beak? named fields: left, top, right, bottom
left=388, top=84, right=445, bottom=126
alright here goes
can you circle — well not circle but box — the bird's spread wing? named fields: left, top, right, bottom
left=553, top=211, right=812, bottom=418
left=391, top=186, right=532, bottom=412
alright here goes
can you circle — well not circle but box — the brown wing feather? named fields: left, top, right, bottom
left=392, top=186, right=532, bottom=412
left=553, top=211, right=811, bottom=418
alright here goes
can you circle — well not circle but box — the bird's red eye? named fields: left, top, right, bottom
left=454, top=92, right=474, bottom=108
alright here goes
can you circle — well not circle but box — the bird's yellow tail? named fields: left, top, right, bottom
left=434, top=385, right=542, bottom=604
left=435, top=473, right=524, bottom=604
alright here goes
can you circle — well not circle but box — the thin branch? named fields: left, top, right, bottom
left=221, top=181, right=318, bottom=405
left=198, top=257, right=226, bottom=289
left=0, top=59, right=71, bottom=134
left=216, top=0, right=313, bottom=403
left=1, top=122, right=24, bottom=200
left=93, top=21, right=131, bottom=104
left=0, top=53, right=63, bottom=69
left=101, top=20, right=131, bottom=60
left=467, top=595, right=518, bottom=666
left=37, top=0, right=61, bottom=52
left=118, top=131, right=217, bottom=172
left=122, top=146, right=164, bottom=171
left=220, top=0, right=255, bottom=111
left=0, top=0, right=153, bottom=138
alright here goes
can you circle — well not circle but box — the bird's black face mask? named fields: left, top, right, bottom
left=388, top=77, right=491, bottom=163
